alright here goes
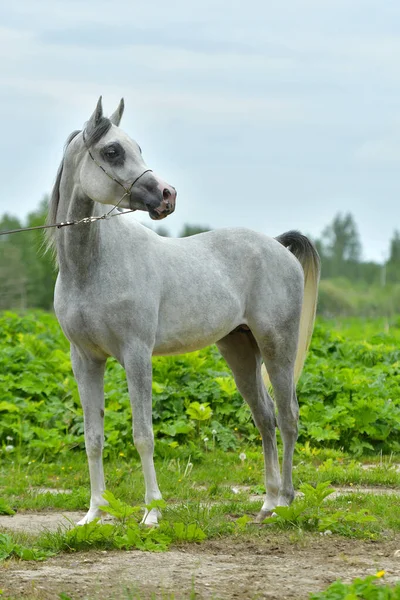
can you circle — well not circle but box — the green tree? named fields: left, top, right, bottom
left=0, top=198, right=57, bottom=310
left=24, top=197, right=57, bottom=309
left=154, top=225, right=170, bottom=237
left=387, top=230, right=400, bottom=283
left=320, top=213, right=362, bottom=278
left=389, top=230, right=400, bottom=263
left=179, top=224, right=210, bottom=237
left=0, top=215, right=26, bottom=309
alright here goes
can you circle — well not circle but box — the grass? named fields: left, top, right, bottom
left=0, top=449, right=399, bottom=600
left=310, top=574, right=400, bottom=600
left=1, top=446, right=399, bottom=511
left=0, top=447, right=399, bottom=555
left=2, top=314, right=400, bottom=598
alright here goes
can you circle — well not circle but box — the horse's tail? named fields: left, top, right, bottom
left=262, top=230, right=321, bottom=388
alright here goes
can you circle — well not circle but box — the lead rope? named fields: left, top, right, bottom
left=0, top=131, right=153, bottom=236
left=0, top=210, right=136, bottom=236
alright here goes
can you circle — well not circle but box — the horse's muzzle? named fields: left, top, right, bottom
left=149, top=181, right=177, bottom=220
left=129, top=172, right=177, bottom=219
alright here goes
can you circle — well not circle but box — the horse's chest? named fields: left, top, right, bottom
left=55, top=279, right=107, bottom=341
left=57, top=301, right=104, bottom=347
left=55, top=280, right=156, bottom=357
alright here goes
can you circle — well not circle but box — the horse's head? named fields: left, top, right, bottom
left=79, top=97, right=176, bottom=220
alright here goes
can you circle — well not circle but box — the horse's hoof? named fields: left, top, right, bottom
left=76, top=509, right=102, bottom=526
left=255, top=509, right=274, bottom=523
left=143, top=521, right=159, bottom=529
left=141, top=508, right=160, bottom=527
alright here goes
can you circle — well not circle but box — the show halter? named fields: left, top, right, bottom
left=0, top=131, right=153, bottom=237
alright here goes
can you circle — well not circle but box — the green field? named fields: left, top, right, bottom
left=0, top=312, right=400, bottom=599
left=1, top=311, right=400, bottom=459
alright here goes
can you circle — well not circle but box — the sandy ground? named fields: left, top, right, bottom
left=0, top=507, right=399, bottom=600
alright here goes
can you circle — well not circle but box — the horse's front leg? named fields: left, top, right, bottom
left=71, top=345, right=107, bottom=525
left=125, top=347, right=162, bottom=526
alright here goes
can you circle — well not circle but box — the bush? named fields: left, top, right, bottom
left=1, top=311, right=399, bottom=458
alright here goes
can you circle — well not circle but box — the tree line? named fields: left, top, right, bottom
left=0, top=199, right=399, bottom=315
left=0, top=198, right=212, bottom=311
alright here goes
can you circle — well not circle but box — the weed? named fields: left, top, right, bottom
left=2, top=312, right=400, bottom=458
left=40, top=492, right=207, bottom=556
left=0, top=498, right=15, bottom=515
left=263, top=481, right=377, bottom=538
left=310, top=573, right=400, bottom=599
left=0, top=532, right=53, bottom=561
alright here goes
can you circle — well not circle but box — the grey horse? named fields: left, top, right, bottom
left=47, top=98, right=320, bottom=526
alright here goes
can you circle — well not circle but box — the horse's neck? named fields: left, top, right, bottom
left=56, top=184, right=104, bottom=277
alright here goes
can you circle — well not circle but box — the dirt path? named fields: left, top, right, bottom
left=0, top=510, right=399, bottom=600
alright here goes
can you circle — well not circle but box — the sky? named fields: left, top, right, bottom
left=1, top=0, right=400, bottom=262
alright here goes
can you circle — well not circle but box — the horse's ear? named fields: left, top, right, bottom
left=86, top=96, right=103, bottom=133
left=110, top=98, right=124, bottom=126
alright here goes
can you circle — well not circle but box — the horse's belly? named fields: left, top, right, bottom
left=153, top=334, right=227, bottom=355
left=153, top=277, right=246, bottom=355
left=153, top=312, right=244, bottom=355
left=153, top=332, right=225, bottom=355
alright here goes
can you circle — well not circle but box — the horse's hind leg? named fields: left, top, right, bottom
left=260, top=331, right=299, bottom=510
left=70, top=345, right=107, bottom=525
left=265, top=361, right=298, bottom=508
left=217, top=331, right=281, bottom=519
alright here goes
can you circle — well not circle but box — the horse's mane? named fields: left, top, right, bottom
left=45, top=116, right=112, bottom=260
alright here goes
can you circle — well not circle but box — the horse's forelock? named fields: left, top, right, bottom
left=84, top=117, right=112, bottom=148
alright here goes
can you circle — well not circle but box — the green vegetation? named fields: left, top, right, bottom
left=1, top=312, right=399, bottom=459
left=0, top=533, right=53, bottom=561
left=298, top=318, right=400, bottom=454
left=310, top=574, right=400, bottom=600
left=0, top=199, right=56, bottom=311
left=0, top=309, right=399, bottom=600
left=318, top=278, right=400, bottom=318
left=1, top=452, right=399, bottom=553
left=263, top=481, right=378, bottom=538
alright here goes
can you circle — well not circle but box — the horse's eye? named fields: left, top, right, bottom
left=106, top=146, right=117, bottom=158
left=101, top=143, right=125, bottom=164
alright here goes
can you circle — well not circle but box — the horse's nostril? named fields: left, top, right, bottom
left=163, top=188, right=171, bottom=200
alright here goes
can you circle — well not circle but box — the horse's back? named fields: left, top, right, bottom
left=158, top=227, right=304, bottom=291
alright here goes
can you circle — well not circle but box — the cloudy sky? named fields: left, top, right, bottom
left=1, top=0, right=400, bottom=261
